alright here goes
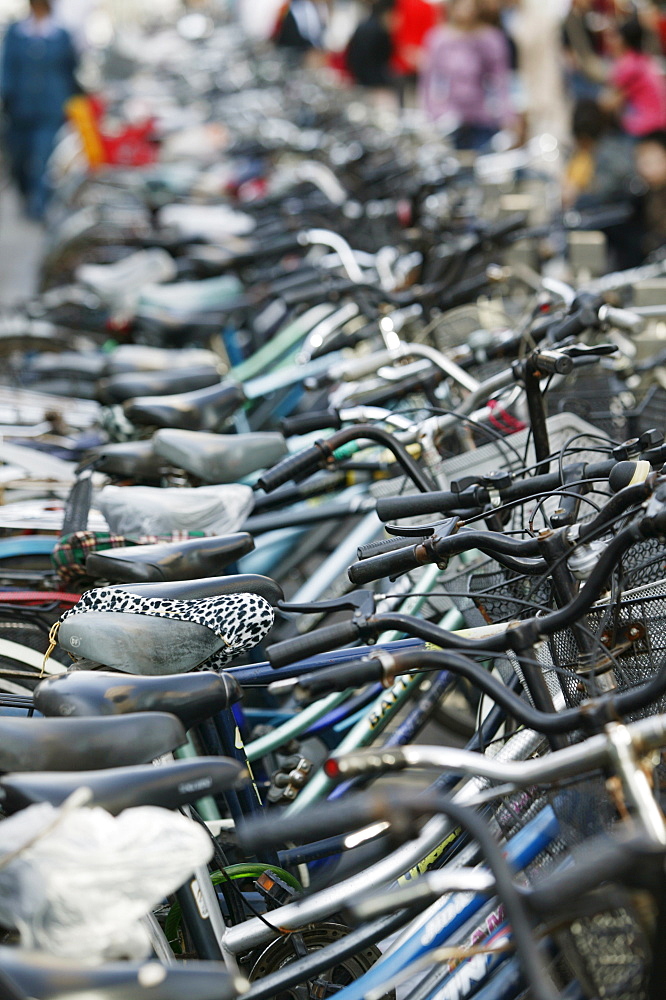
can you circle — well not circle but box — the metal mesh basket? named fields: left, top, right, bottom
left=628, top=383, right=666, bottom=439
left=545, top=369, right=634, bottom=443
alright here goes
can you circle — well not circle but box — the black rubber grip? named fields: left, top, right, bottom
left=280, top=410, right=342, bottom=437
left=547, top=310, right=591, bottom=344
left=267, top=620, right=362, bottom=669
left=297, top=657, right=384, bottom=697
left=357, top=536, right=420, bottom=559
left=608, top=461, right=642, bottom=494
left=547, top=295, right=604, bottom=343
left=256, top=445, right=324, bottom=493
left=348, top=545, right=422, bottom=585
left=239, top=794, right=386, bottom=851
left=375, top=491, right=459, bottom=521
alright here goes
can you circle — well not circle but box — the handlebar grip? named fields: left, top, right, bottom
left=280, top=410, right=342, bottom=437
left=256, top=445, right=324, bottom=493
left=599, top=304, right=645, bottom=336
left=357, top=536, right=420, bottom=559
left=375, top=491, right=460, bottom=521
left=348, top=545, right=423, bottom=585
left=296, top=657, right=384, bottom=697
left=548, top=295, right=604, bottom=343
left=547, top=311, right=591, bottom=344
left=238, top=794, right=386, bottom=852
left=267, top=620, right=362, bottom=669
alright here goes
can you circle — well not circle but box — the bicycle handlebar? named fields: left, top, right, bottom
left=280, top=410, right=343, bottom=436
left=351, top=479, right=651, bottom=585
left=374, top=456, right=649, bottom=522
left=327, top=711, right=666, bottom=782
left=257, top=424, right=433, bottom=494
left=268, top=621, right=363, bottom=670
left=348, top=527, right=544, bottom=585
left=269, top=510, right=666, bottom=669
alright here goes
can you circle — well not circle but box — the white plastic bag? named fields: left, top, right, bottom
left=95, top=483, right=254, bottom=537
left=0, top=803, right=213, bottom=962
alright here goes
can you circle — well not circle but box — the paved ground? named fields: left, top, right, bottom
left=0, top=181, right=46, bottom=304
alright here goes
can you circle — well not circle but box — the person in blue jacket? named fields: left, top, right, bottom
left=1, top=0, right=78, bottom=219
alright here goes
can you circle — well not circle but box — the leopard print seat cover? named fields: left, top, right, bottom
left=60, top=588, right=274, bottom=667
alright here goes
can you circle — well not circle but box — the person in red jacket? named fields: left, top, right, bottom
left=604, top=17, right=666, bottom=136
left=389, top=0, right=437, bottom=80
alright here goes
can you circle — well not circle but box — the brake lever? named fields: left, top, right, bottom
left=277, top=589, right=377, bottom=617
left=562, top=342, right=618, bottom=359
left=384, top=515, right=459, bottom=539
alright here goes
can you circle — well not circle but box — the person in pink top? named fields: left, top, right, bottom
left=418, top=0, right=514, bottom=151
left=602, top=17, right=666, bottom=136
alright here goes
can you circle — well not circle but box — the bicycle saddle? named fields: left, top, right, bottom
left=152, top=429, right=288, bottom=483
left=136, top=272, right=244, bottom=316
left=56, top=587, right=274, bottom=673
left=104, top=344, right=220, bottom=376
left=34, top=669, right=241, bottom=726
left=123, top=379, right=245, bottom=432
left=83, top=441, right=171, bottom=480
left=0, top=713, right=185, bottom=773
left=76, top=247, right=177, bottom=303
left=157, top=203, right=256, bottom=241
left=95, top=484, right=254, bottom=538
left=58, top=612, right=226, bottom=674
left=0, top=948, right=239, bottom=1000
left=86, top=533, right=254, bottom=583
left=29, top=351, right=106, bottom=380
left=96, top=365, right=221, bottom=405
left=0, top=756, right=244, bottom=816
left=105, top=573, right=284, bottom=604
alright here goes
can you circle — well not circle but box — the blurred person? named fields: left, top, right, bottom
left=563, top=98, right=645, bottom=267
left=0, top=0, right=78, bottom=220
left=508, top=0, right=571, bottom=144
left=635, top=128, right=666, bottom=253
left=572, top=14, right=666, bottom=134
left=602, top=16, right=666, bottom=135
left=273, top=0, right=329, bottom=56
left=346, top=0, right=396, bottom=93
left=562, top=97, right=636, bottom=208
left=562, top=0, right=604, bottom=100
left=418, top=0, right=514, bottom=150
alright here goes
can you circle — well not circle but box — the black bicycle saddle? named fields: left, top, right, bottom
left=85, top=533, right=254, bottom=584
left=83, top=441, right=172, bottom=480
left=0, top=756, right=244, bottom=816
left=96, top=365, right=220, bottom=405
left=123, top=380, right=245, bottom=432
left=34, top=669, right=241, bottom=726
left=0, top=713, right=186, bottom=773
